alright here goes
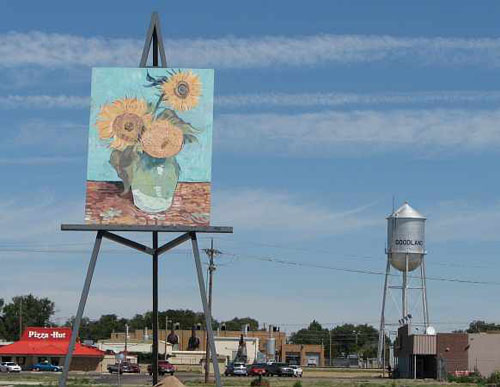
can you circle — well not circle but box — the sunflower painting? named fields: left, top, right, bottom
left=85, top=68, right=214, bottom=226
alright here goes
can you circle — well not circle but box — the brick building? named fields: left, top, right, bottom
left=110, top=328, right=324, bottom=366
left=395, top=325, right=500, bottom=379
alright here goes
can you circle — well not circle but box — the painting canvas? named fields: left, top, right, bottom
left=85, top=68, right=214, bottom=226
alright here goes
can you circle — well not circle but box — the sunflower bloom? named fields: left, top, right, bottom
left=141, top=120, right=184, bottom=158
left=161, top=71, right=202, bottom=111
left=96, top=98, right=151, bottom=150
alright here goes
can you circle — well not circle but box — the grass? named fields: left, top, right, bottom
left=0, top=372, right=479, bottom=387
left=185, top=378, right=474, bottom=387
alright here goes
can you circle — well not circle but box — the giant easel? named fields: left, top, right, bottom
left=59, top=13, right=231, bottom=387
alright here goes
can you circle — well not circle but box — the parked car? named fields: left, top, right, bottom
left=147, top=360, right=176, bottom=376
left=248, top=363, right=267, bottom=377
left=224, top=362, right=247, bottom=376
left=289, top=365, right=303, bottom=377
left=30, top=362, right=62, bottom=372
left=0, top=362, right=22, bottom=373
left=107, top=362, right=140, bottom=374
left=265, top=362, right=294, bottom=377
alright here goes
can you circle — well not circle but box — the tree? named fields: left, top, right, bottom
left=0, top=295, right=55, bottom=341
left=330, top=324, right=379, bottom=359
left=466, top=320, right=500, bottom=333
left=289, top=320, right=331, bottom=358
left=159, top=309, right=208, bottom=330
left=65, top=314, right=128, bottom=341
left=224, top=317, right=259, bottom=332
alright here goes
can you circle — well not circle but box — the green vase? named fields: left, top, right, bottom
left=131, top=153, right=180, bottom=213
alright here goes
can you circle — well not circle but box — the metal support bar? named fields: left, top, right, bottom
left=156, top=232, right=190, bottom=256
left=190, top=232, right=222, bottom=387
left=59, top=232, right=103, bottom=387
left=152, top=232, right=159, bottom=385
left=402, top=254, right=409, bottom=318
left=389, top=286, right=424, bottom=290
left=140, top=12, right=167, bottom=67
left=421, top=257, right=429, bottom=329
left=102, top=231, right=153, bottom=255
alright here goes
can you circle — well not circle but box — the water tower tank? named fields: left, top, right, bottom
left=387, top=202, right=426, bottom=272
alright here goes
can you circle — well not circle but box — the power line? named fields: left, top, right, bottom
left=222, top=251, right=500, bottom=286
left=201, top=236, right=497, bottom=270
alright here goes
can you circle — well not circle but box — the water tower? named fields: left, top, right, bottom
left=377, top=202, right=430, bottom=365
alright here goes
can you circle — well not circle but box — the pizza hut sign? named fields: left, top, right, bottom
left=23, top=327, right=71, bottom=341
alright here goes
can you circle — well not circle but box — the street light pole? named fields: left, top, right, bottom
left=329, top=330, right=332, bottom=367
left=125, top=324, right=129, bottom=358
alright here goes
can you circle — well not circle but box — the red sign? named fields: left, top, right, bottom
left=22, top=327, right=71, bottom=341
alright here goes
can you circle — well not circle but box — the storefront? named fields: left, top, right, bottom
left=0, top=327, right=105, bottom=371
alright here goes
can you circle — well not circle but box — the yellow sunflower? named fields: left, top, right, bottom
left=141, top=120, right=184, bottom=158
left=161, top=71, right=202, bottom=111
left=96, top=98, right=151, bottom=150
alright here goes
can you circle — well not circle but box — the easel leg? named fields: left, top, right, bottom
left=59, top=231, right=103, bottom=387
left=152, top=231, right=159, bottom=385
left=190, top=233, right=222, bottom=387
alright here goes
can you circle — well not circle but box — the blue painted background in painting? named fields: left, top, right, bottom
left=87, top=67, right=213, bottom=182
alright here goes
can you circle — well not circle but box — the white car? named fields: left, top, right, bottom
left=0, top=362, right=22, bottom=373
left=289, top=365, right=303, bottom=377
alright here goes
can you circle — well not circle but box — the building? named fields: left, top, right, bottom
left=395, top=325, right=500, bottom=379
left=98, top=335, right=260, bottom=365
left=109, top=328, right=324, bottom=366
left=0, top=327, right=105, bottom=371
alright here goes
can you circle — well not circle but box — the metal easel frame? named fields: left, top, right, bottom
left=59, top=13, right=229, bottom=387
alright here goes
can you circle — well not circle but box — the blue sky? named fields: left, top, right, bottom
left=0, top=0, right=499, bottom=336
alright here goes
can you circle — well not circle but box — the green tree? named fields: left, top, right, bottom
left=466, top=320, right=500, bottom=333
left=66, top=314, right=127, bottom=341
left=330, top=324, right=379, bottom=359
left=159, top=309, right=208, bottom=330
left=0, top=295, right=55, bottom=341
left=224, top=317, right=259, bottom=331
left=290, top=320, right=331, bottom=359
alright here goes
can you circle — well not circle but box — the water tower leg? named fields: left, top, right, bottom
left=402, top=254, right=409, bottom=318
left=420, top=257, right=429, bottom=329
left=377, top=258, right=391, bottom=367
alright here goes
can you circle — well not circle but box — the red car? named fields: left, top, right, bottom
left=248, top=363, right=267, bottom=376
left=147, top=360, right=176, bottom=376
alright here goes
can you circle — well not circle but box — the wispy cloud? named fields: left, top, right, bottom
left=0, top=95, right=88, bottom=109
left=3, top=31, right=500, bottom=68
left=2, top=119, right=87, bottom=154
left=4, top=91, right=500, bottom=110
left=212, top=188, right=380, bottom=237
left=0, top=156, right=81, bottom=165
left=216, top=91, right=500, bottom=109
left=216, top=108, right=500, bottom=155
left=429, top=201, right=500, bottom=243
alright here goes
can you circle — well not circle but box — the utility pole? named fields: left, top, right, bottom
left=202, top=239, right=221, bottom=383
left=19, top=298, right=23, bottom=340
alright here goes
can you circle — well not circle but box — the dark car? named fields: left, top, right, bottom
left=147, top=360, right=176, bottom=376
left=265, top=362, right=294, bottom=377
left=107, top=362, right=140, bottom=374
left=248, top=363, right=267, bottom=377
left=224, top=362, right=247, bottom=376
